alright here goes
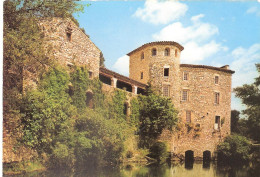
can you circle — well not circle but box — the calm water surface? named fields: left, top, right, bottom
left=6, top=161, right=260, bottom=177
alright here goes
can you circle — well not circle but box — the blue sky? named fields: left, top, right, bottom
left=74, top=0, right=260, bottom=111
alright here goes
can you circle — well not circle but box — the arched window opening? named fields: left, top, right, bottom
left=66, top=25, right=72, bottom=42
left=123, top=102, right=129, bottom=116
left=203, top=150, right=211, bottom=162
left=86, top=91, right=94, bottom=109
left=164, top=48, right=170, bottom=56
left=68, top=84, right=74, bottom=96
left=141, top=52, right=144, bottom=60
left=175, top=49, right=178, bottom=57
left=152, top=48, right=157, bottom=56
left=185, top=150, right=194, bottom=162
left=185, top=150, right=194, bottom=169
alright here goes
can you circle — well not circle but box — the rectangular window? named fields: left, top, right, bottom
left=141, top=72, right=143, bottom=79
left=215, top=76, right=219, bottom=84
left=162, top=85, right=170, bottom=97
left=182, top=90, right=188, bottom=101
left=215, top=116, right=220, bottom=130
left=215, top=92, right=220, bottom=104
left=164, top=68, right=169, bottom=77
left=183, top=72, right=188, bottom=80
left=186, top=111, right=191, bottom=123
left=66, top=32, right=72, bottom=41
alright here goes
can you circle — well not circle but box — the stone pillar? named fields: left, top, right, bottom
left=111, top=78, right=117, bottom=88
left=132, top=85, right=138, bottom=94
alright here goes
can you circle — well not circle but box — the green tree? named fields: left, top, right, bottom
left=70, top=66, right=89, bottom=111
left=149, top=142, right=168, bottom=163
left=138, top=92, right=178, bottom=148
left=234, top=64, right=260, bottom=143
left=217, top=134, right=251, bottom=164
left=231, top=110, right=240, bottom=133
left=99, top=52, right=105, bottom=67
left=75, top=109, right=132, bottom=165
left=109, top=90, right=127, bottom=121
left=3, top=0, right=85, bottom=139
left=21, top=67, right=76, bottom=154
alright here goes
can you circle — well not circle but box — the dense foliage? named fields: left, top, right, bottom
left=138, top=90, right=178, bottom=148
left=19, top=66, right=132, bottom=168
left=3, top=0, right=85, bottom=137
left=149, top=142, right=168, bottom=163
left=234, top=63, right=260, bottom=143
left=231, top=110, right=240, bottom=134
left=3, top=0, right=180, bottom=170
left=217, top=134, right=251, bottom=164
left=21, top=67, right=76, bottom=154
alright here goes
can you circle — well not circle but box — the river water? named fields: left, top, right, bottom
left=6, top=161, right=260, bottom=177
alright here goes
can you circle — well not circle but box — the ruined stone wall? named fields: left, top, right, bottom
left=38, top=18, right=101, bottom=78
left=160, top=67, right=232, bottom=159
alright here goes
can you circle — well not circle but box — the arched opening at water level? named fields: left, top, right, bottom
left=185, top=150, right=194, bottom=169
left=203, top=150, right=211, bottom=161
left=203, top=150, right=211, bottom=169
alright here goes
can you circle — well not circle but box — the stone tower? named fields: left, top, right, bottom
left=127, top=41, right=184, bottom=108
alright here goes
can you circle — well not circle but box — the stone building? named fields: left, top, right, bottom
left=39, top=19, right=235, bottom=160
left=127, top=41, right=234, bottom=160
left=3, top=18, right=234, bottom=162
left=38, top=18, right=101, bottom=78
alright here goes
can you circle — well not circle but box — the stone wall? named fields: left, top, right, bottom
left=38, top=18, right=101, bottom=78
left=128, top=41, right=233, bottom=159
left=128, top=42, right=183, bottom=109
left=160, top=66, right=232, bottom=159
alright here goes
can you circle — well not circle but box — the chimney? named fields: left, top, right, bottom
left=220, top=65, right=229, bottom=69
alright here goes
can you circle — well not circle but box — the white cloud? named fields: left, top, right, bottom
left=153, top=18, right=218, bottom=44
left=230, top=43, right=260, bottom=88
left=181, top=41, right=223, bottom=63
left=112, top=55, right=129, bottom=76
left=246, top=6, right=260, bottom=16
left=133, top=0, right=188, bottom=25
left=153, top=14, right=226, bottom=63
left=191, top=14, right=204, bottom=23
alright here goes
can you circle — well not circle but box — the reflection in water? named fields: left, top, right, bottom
left=6, top=161, right=260, bottom=177
left=184, top=160, right=193, bottom=170
left=203, top=160, right=210, bottom=169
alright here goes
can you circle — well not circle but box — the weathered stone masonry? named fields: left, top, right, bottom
left=38, top=19, right=235, bottom=160
left=3, top=18, right=234, bottom=162
left=127, top=41, right=234, bottom=160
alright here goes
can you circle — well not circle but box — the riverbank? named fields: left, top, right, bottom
left=3, top=160, right=46, bottom=176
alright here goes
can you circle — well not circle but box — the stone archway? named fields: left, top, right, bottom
left=203, top=150, right=211, bottom=161
left=185, top=150, right=194, bottom=169
left=185, top=150, right=194, bottom=162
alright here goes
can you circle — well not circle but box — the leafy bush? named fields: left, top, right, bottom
left=149, top=142, right=168, bottom=163
left=217, top=134, right=251, bottom=164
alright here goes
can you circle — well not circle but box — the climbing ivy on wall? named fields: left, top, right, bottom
left=130, top=97, right=140, bottom=128
left=21, top=66, right=76, bottom=153
left=109, top=90, right=127, bottom=121
left=70, top=66, right=89, bottom=111
left=90, top=78, right=105, bottom=110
